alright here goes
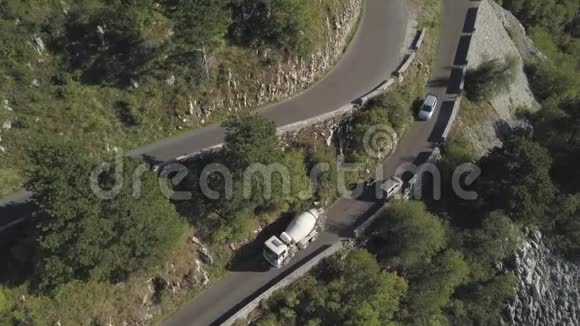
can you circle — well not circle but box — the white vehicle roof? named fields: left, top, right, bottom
left=265, top=236, right=287, bottom=255
left=424, top=95, right=437, bottom=107
left=283, top=209, right=320, bottom=243
left=382, top=176, right=403, bottom=193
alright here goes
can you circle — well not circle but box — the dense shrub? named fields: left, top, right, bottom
left=464, top=56, right=518, bottom=101
left=26, top=140, right=188, bottom=290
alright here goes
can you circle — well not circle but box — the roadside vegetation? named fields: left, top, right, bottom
left=0, top=0, right=483, bottom=324
left=256, top=1, right=580, bottom=325
left=256, top=201, right=521, bottom=326
left=497, top=0, right=580, bottom=254
left=451, top=0, right=580, bottom=258
left=0, top=0, right=354, bottom=196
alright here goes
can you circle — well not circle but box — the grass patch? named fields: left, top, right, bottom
left=0, top=169, right=23, bottom=197
left=457, top=98, right=495, bottom=127
left=0, top=0, right=362, bottom=196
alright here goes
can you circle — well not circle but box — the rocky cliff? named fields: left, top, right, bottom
left=506, top=230, right=580, bottom=326
left=456, top=0, right=539, bottom=156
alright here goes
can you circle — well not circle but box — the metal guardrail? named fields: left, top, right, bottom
left=441, top=96, right=463, bottom=143
left=353, top=206, right=388, bottom=239
left=171, top=29, right=427, bottom=163
left=413, top=29, right=427, bottom=50
left=218, top=28, right=430, bottom=326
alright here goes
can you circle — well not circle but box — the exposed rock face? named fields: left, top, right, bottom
left=487, top=1, right=546, bottom=63
left=182, top=0, right=363, bottom=125
left=459, top=0, right=539, bottom=156
left=506, top=230, right=580, bottom=326
left=467, top=0, right=539, bottom=120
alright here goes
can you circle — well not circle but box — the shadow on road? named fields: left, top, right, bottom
left=0, top=201, right=34, bottom=228
left=428, top=100, right=455, bottom=143
left=227, top=213, right=294, bottom=273
left=213, top=244, right=333, bottom=326
left=462, top=7, right=479, bottom=34
left=141, top=154, right=167, bottom=168
left=446, top=67, right=464, bottom=95
left=453, top=35, right=472, bottom=66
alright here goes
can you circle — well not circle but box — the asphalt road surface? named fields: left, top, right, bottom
left=0, top=0, right=477, bottom=323
left=164, top=0, right=478, bottom=325
left=0, top=0, right=408, bottom=228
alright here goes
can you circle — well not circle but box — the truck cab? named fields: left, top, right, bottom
left=263, top=208, right=324, bottom=268
left=264, top=236, right=289, bottom=268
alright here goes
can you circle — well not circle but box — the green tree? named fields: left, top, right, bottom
left=0, top=288, right=10, bottom=325
left=451, top=273, right=518, bottom=325
left=533, top=97, right=580, bottom=192
left=373, top=93, right=413, bottom=133
left=268, top=0, right=321, bottom=55
left=376, top=201, right=446, bottom=273
left=168, top=0, right=230, bottom=49
left=526, top=61, right=580, bottom=103
left=305, top=143, right=341, bottom=206
left=466, top=213, right=522, bottom=262
left=544, top=194, right=580, bottom=256
left=221, top=114, right=286, bottom=210
left=230, top=0, right=321, bottom=55
left=26, top=140, right=187, bottom=290
left=502, top=0, right=578, bottom=34
left=347, top=106, right=396, bottom=178
left=459, top=212, right=522, bottom=280
left=258, top=249, right=407, bottom=326
left=477, top=135, right=556, bottom=223
left=405, top=249, right=469, bottom=325
left=223, top=114, right=284, bottom=173
left=284, top=149, right=311, bottom=205
left=63, top=1, right=159, bottom=85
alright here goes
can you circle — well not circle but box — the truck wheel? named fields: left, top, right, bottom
left=311, top=233, right=319, bottom=242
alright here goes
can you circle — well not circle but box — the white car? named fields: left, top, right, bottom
left=382, top=176, right=403, bottom=200
left=418, top=95, right=438, bottom=120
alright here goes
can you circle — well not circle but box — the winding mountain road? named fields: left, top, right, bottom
left=164, top=0, right=478, bottom=325
left=0, top=0, right=479, bottom=324
left=0, top=0, right=408, bottom=228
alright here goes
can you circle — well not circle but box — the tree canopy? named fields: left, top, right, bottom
left=229, top=0, right=322, bottom=55
left=376, top=201, right=447, bottom=273
left=26, top=140, right=187, bottom=291
left=258, top=249, right=408, bottom=326
left=477, top=135, right=556, bottom=223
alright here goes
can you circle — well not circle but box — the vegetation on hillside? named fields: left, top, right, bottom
left=0, top=0, right=460, bottom=324
left=182, top=114, right=314, bottom=243
left=25, top=141, right=189, bottom=291
left=258, top=2, right=580, bottom=325
left=497, top=0, right=580, bottom=255
left=257, top=249, right=408, bottom=326
left=0, top=0, right=352, bottom=196
left=257, top=201, right=521, bottom=326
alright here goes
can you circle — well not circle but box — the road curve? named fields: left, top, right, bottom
left=163, top=0, right=477, bottom=325
left=0, top=0, right=408, bottom=228
left=129, top=0, right=409, bottom=162
left=0, top=0, right=477, bottom=323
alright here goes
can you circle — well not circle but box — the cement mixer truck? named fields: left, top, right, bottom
left=263, top=208, right=325, bottom=268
